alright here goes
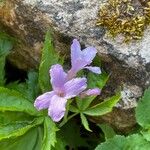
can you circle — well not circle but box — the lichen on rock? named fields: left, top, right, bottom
left=97, top=0, right=150, bottom=42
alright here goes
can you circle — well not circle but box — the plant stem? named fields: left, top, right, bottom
left=59, top=112, right=78, bottom=128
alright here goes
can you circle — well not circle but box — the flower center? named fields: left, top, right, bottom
left=57, top=91, right=65, bottom=97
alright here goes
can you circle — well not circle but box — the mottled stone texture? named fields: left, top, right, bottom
left=0, top=0, right=150, bottom=132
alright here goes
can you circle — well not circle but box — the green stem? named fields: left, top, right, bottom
left=64, top=100, right=71, bottom=122
left=59, top=112, right=78, bottom=128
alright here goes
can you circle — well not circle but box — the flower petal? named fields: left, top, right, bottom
left=64, top=77, right=87, bottom=99
left=83, top=88, right=101, bottom=96
left=48, top=95, right=67, bottom=122
left=67, top=59, right=87, bottom=79
left=71, top=39, right=81, bottom=67
left=34, top=91, right=55, bottom=110
left=82, top=47, right=97, bottom=64
left=85, top=66, right=101, bottom=74
left=50, top=64, right=67, bottom=93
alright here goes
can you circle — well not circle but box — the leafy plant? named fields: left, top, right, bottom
left=38, top=31, right=61, bottom=92
left=0, top=31, right=58, bottom=150
left=95, top=87, right=150, bottom=150
left=0, top=30, right=122, bottom=150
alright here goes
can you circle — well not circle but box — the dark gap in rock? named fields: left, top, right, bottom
left=5, top=60, right=28, bottom=83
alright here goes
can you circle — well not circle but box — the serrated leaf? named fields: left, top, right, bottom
left=0, top=87, right=40, bottom=116
left=95, top=135, right=126, bottom=150
left=42, top=117, right=58, bottom=150
left=39, top=31, right=60, bottom=92
left=80, top=113, right=92, bottom=132
left=0, top=127, right=43, bottom=150
left=0, top=117, right=43, bottom=140
left=83, top=92, right=121, bottom=116
left=95, top=134, right=150, bottom=150
left=98, top=124, right=116, bottom=140
left=52, top=138, right=66, bottom=150
left=136, top=87, right=150, bottom=129
left=125, top=134, right=150, bottom=150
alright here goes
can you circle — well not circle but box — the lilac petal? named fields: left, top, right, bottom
left=71, top=39, right=81, bottom=67
left=50, top=64, right=67, bottom=93
left=82, top=47, right=97, bottom=65
left=64, top=77, right=87, bottom=99
left=85, top=66, right=101, bottom=74
left=68, top=59, right=88, bottom=80
left=48, top=95, right=67, bottom=122
left=84, top=88, right=101, bottom=96
left=34, top=91, right=55, bottom=110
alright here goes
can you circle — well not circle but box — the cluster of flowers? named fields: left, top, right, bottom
left=34, top=39, right=101, bottom=122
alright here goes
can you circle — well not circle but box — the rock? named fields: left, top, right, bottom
left=0, top=0, right=150, bottom=132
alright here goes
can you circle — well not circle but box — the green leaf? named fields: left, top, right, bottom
left=39, top=30, right=60, bottom=92
left=136, top=87, right=150, bottom=129
left=0, top=111, right=34, bottom=125
left=26, top=71, right=39, bottom=101
left=95, top=134, right=150, bottom=150
left=0, top=87, right=40, bottom=116
left=83, top=92, right=121, bottom=116
left=77, top=71, right=109, bottom=113
left=80, top=113, right=92, bottom=132
left=125, top=134, right=150, bottom=150
left=98, top=124, right=116, bottom=140
left=6, top=71, right=39, bottom=102
left=58, top=120, right=88, bottom=149
left=93, top=55, right=102, bottom=67
left=76, top=96, right=96, bottom=111
left=141, top=130, right=150, bottom=141
left=52, top=138, right=66, bottom=150
left=0, top=57, right=6, bottom=86
left=0, top=127, right=43, bottom=150
left=87, top=71, right=109, bottom=89
left=42, top=117, right=58, bottom=150
left=95, top=135, right=126, bottom=150
left=0, top=33, right=13, bottom=86
left=0, top=117, right=43, bottom=140
left=6, top=81, right=28, bottom=96
left=0, top=33, right=13, bottom=56
left=69, top=105, right=79, bottom=113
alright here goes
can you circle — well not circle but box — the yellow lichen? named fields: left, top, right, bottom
left=97, top=0, right=150, bottom=42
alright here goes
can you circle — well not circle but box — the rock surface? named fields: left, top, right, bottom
left=0, top=0, right=150, bottom=132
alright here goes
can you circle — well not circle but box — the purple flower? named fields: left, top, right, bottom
left=34, top=64, right=87, bottom=122
left=80, top=88, right=101, bottom=98
left=67, top=39, right=101, bottom=79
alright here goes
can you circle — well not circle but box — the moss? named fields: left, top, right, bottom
left=97, top=0, right=150, bottom=42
